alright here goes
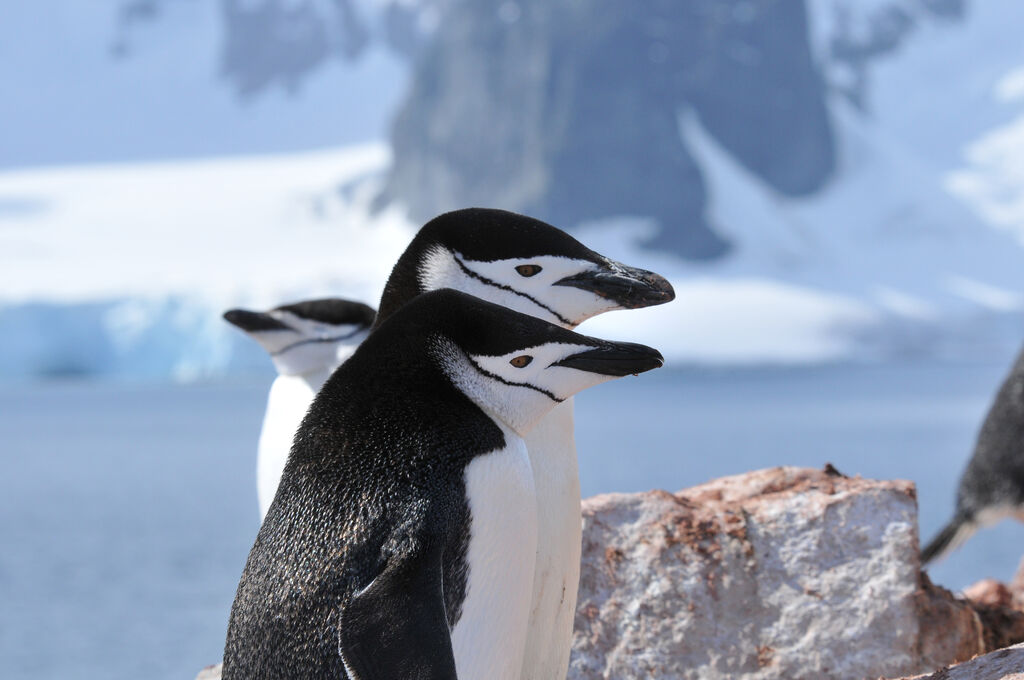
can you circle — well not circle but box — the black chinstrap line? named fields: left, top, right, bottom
left=465, top=355, right=563, bottom=403
left=270, top=327, right=366, bottom=357
left=452, top=256, right=575, bottom=327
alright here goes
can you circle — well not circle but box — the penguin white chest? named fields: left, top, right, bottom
left=450, top=431, right=538, bottom=680
left=256, top=371, right=327, bottom=520
left=520, top=399, right=582, bottom=680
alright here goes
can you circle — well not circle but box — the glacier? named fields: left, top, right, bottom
left=1, top=130, right=1022, bottom=381
left=2, top=1, right=1024, bottom=381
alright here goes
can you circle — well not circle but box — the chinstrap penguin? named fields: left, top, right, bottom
left=221, top=289, right=664, bottom=680
left=373, top=207, right=675, bottom=680
left=922, top=345, right=1024, bottom=564
left=223, top=297, right=376, bottom=520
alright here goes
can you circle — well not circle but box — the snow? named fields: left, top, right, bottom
left=947, top=115, right=1024, bottom=242
left=1, top=129, right=1020, bottom=380
left=0, top=140, right=869, bottom=376
left=3, top=2, right=1024, bottom=381
left=0, top=145, right=406, bottom=304
left=996, top=67, right=1024, bottom=103
left=581, top=276, right=874, bottom=365
left=0, top=145, right=415, bottom=381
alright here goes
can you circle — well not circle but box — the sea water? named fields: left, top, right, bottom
left=2, top=360, right=1023, bottom=679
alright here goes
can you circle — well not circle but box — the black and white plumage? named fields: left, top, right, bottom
left=922, top=345, right=1024, bottom=565
left=375, top=207, right=675, bottom=329
left=221, top=289, right=664, bottom=680
left=223, top=297, right=377, bottom=519
left=372, top=207, right=675, bottom=680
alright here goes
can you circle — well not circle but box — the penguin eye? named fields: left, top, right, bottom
left=515, top=264, right=542, bottom=277
left=509, top=355, right=533, bottom=368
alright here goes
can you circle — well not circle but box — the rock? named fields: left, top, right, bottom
left=962, top=558, right=1024, bottom=653
left=200, top=466, right=1024, bottom=679
left=889, top=642, right=1024, bottom=679
left=569, top=466, right=1019, bottom=680
left=382, top=0, right=835, bottom=259
left=966, top=579, right=1017, bottom=609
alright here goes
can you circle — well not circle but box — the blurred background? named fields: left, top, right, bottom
left=2, top=1, right=1024, bottom=678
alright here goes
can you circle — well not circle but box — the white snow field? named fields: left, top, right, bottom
left=2, top=1, right=1024, bottom=380
left=1, top=124, right=1022, bottom=380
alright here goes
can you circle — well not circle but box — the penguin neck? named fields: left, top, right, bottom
left=270, top=342, right=359, bottom=379
left=433, top=338, right=561, bottom=437
left=522, top=399, right=578, bottom=482
left=293, top=338, right=507, bottom=471
left=275, top=367, right=332, bottom=394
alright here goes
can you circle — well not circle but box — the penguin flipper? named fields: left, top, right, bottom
left=339, top=543, right=456, bottom=680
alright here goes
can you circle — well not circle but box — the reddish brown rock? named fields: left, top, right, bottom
left=966, top=579, right=1017, bottom=609
left=569, top=466, right=1020, bottom=680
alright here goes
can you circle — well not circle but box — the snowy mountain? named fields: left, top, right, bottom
left=1, top=1, right=1023, bottom=381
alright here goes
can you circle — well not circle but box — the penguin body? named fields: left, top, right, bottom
left=372, top=208, right=675, bottom=680
left=922, top=345, right=1024, bottom=564
left=223, top=298, right=376, bottom=519
left=254, top=370, right=329, bottom=519
left=520, top=399, right=581, bottom=679
left=450, top=422, right=538, bottom=680
left=221, top=290, right=664, bottom=679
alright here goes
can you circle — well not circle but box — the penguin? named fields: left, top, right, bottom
left=371, top=208, right=675, bottom=680
left=922, top=344, right=1024, bottom=564
left=222, top=297, right=377, bottom=520
left=221, top=289, right=664, bottom=680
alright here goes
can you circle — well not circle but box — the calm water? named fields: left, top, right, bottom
left=3, top=361, right=1024, bottom=679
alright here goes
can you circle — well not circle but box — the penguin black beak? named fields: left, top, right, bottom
left=222, top=309, right=291, bottom=333
left=554, top=341, right=664, bottom=377
left=553, top=260, right=675, bottom=309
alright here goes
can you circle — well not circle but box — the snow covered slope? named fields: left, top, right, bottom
left=2, top=1, right=1023, bottom=381
left=0, top=145, right=412, bottom=380
left=0, top=129, right=1021, bottom=381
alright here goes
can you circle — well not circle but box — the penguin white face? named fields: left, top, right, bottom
left=372, top=208, right=674, bottom=331
left=435, top=336, right=663, bottom=436
left=418, top=246, right=673, bottom=329
left=223, top=298, right=376, bottom=377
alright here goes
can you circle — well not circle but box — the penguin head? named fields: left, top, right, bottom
left=375, top=208, right=675, bottom=329
left=371, top=289, right=664, bottom=436
left=223, top=298, right=377, bottom=376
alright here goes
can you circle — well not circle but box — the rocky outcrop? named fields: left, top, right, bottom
left=569, top=466, right=1024, bottom=680
left=889, top=642, right=1024, bottom=679
left=383, top=0, right=835, bottom=259
left=960, top=559, right=1024, bottom=655
left=198, top=466, right=1024, bottom=680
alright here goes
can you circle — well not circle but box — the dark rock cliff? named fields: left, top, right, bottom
left=382, top=0, right=836, bottom=259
